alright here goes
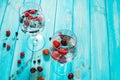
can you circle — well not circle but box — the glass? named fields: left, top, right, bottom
left=50, top=29, right=77, bottom=75
left=19, top=2, right=45, bottom=51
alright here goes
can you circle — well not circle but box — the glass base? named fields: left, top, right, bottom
left=51, top=59, right=71, bottom=76
left=28, top=34, right=45, bottom=51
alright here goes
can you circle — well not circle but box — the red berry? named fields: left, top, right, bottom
left=42, top=49, right=49, bottom=55
left=59, top=48, right=68, bottom=56
left=37, top=66, right=43, bottom=72
left=17, top=59, right=21, bottom=64
left=30, top=67, right=36, bottom=73
left=39, top=77, right=44, bottom=80
left=51, top=51, right=60, bottom=60
left=68, top=73, right=74, bottom=79
left=6, top=30, right=10, bottom=37
left=28, top=15, right=33, bottom=20
left=7, top=44, right=10, bottom=50
left=53, top=40, right=60, bottom=48
left=24, top=21, right=29, bottom=26
left=61, top=40, right=67, bottom=46
left=20, top=52, right=25, bottom=57
left=37, top=17, right=43, bottom=22
left=33, top=16, right=38, bottom=20
left=30, top=9, right=36, bottom=14
left=25, top=12, right=30, bottom=17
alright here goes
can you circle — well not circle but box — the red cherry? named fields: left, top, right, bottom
left=28, top=15, right=33, bottom=20
left=24, top=21, right=29, bottom=26
left=51, top=51, right=60, bottom=60
left=20, top=52, right=25, bottom=57
left=30, top=9, right=36, bottom=14
left=42, top=49, right=49, bottom=55
left=37, top=66, right=43, bottom=72
left=68, top=73, right=74, bottom=79
left=59, top=48, right=68, bottom=56
left=17, top=59, right=21, bottom=64
left=25, top=12, right=30, bottom=17
left=30, top=67, right=36, bottom=73
left=6, top=30, right=10, bottom=37
left=39, top=77, right=44, bottom=80
left=53, top=40, right=60, bottom=48
left=61, top=40, right=67, bottom=46
left=7, top=44, right=10, bottom=50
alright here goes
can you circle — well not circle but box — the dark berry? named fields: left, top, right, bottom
left=17, top=59, right=21, bottom=64
left=20, top=52, right=25, bottom=58
left=37, top=59, right=41, bottom=63
left=3, top=43, right=6, bottom=47
left=15, top=32, right=18, bottom=36
left=61, top=40, right=67, bottom=46
left=37, top=66, right=43, bottom=72
left=7, top=44, right=10, bottom=50
left=30, top=67, right=36, bottom=73
left=49, top=37, right=52, bottom=41
left=68, top=73, right=74, bottom=79
left=33, top=60, right=36, bottom=64
left=24, top=21, right=29, bottom=26
left=24, top=12, right=30, bottom=17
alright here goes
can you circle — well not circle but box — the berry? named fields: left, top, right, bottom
left=24, top=12, right=30, bottom=17
left=37, top=59, right=41, bottom=63
left=51, top=51, right=60, bottom=60
left=24, top=20, right=29, bottom=26
left=59, top=48, right=68, bottom=56
left=6, top=30, right=10, bottom=37
left=61, top=40, right=67, bottom=46
left=7, top=44, right=10, bottom=50
left=33, top=60, right=36, bottom=64
left=33, top=16, right=38, bottom=20
left=15, top=32, right=18, bottom=36
left=39, top=77, right=44, bottom=80
left=20, top=52, right=25, bottom=58
left=49, top=37, right=52, bottom=41
left=30, top=67, right=36, bottom=73
left=28, top=15, right=33, bottom=20
left=17, top=59, right=21, bottom=64
left=53, top=40, right=60, bottom=48
left=3, top=43, right=6, bottom=47
left=68, top=73, right=74, bottom=79
left=42, top=49, right=49, bottom=55
left=37, top=17, right=43, bottom=22
left=37, top=66, right=43, bottom=72
left=30, top=9, right=36, bottom=14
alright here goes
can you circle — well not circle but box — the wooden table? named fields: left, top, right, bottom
left=0, top=0, right=120, bottom=80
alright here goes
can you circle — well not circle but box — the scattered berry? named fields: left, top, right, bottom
left=37, top=59, right=41, bottom=63
left=42, top=49, right=49, bottom=55
left=24, top=12, right=30, bottom=17
left=6, top=30, right=11, bottom=37
left=24, top=20, right=29, bottom=26
left=49, top=37, right=52, bottom=41
left=20, top=52, right=25, bottom=58
left=30, top=67, right=36, bottom=73
left=29, top=9, right=36, bottom=14
left=68, top=73, right=74, bottom=79
left=37, top=66, right=43, bottom=72
left=59, top=48, right=68, bottom=56
left=53, top=40, right=60, bottom=48
left=33, top=16, right=38, bottom=20
left=61, top=40, right=67, bottom=46
left=33, top=60, right=36, bottom=64
left=51, top=51, right=60, bottom=60
left=39, top=77, right=44, bottom=80
left=15, top=32, right=18, bottom=36
left=17, top=59, right=21, bottom=64
left=7, top=44, right=10, bottom=50
left=3, top=43, right=6, bottom=47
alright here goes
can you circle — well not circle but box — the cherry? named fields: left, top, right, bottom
left=37, top=66, right=43, bottom=72
left=20, top=52, right=25, bottom=58
left=17, top=59, right=21, bottom=64
left=6, top=30, right=10, bottom=37
left=39, top=77, right=44, bottom=80
left=68, top=73, right=74, bottom=79
left=7, top=44, right=10, bottom=50
left=30, top=67, right=36, bottom=73
left=42, top=49, right=49, bottom=55
left=61, top=40, right=67, bottom=46
left=53, top=40, right=60, bottom=48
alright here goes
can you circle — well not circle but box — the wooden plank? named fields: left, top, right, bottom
left=0, top=0, right=8, bottom=31
left=0, top=0, right=24, bottom=79
left=106, top=0, right=120, bottom=80
left=90, top=0, right=110, bottom=80
left=73, top=0, right=91, bottom=80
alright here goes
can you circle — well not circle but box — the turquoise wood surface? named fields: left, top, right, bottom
left=0, top=0, right=120, bottom=80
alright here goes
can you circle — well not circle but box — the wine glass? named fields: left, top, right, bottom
left=50, top=29, right=77, bottom=75
left=19, top=2, right=45, bottom=51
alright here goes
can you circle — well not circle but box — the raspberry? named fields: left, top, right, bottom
left=28, top=15, right=33, bottom=20
left=53, top=40, right=60, bottom=48
left=30, top=9, right=36, bottom=14
left=25, top=12, right=30, bottom=17
left=6, top=30, right=10, bottom=37
left=24, top=20, right=29, bottom=26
